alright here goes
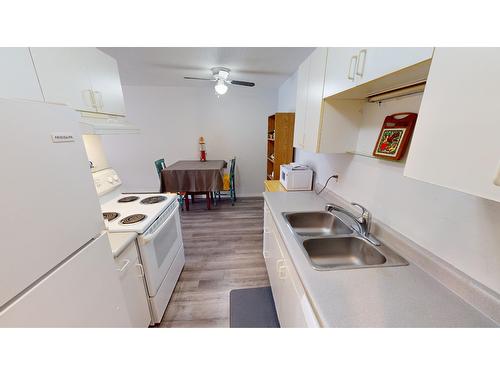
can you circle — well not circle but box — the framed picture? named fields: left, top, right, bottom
left=373, top=113, right=418, bottom=160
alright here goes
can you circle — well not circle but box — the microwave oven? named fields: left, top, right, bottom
left=280, top=164, right=313, bottom=191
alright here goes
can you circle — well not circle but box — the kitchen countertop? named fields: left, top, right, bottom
left=107, top=232, right=137, bottom=258
left=263, top=191, right=497, bottom=327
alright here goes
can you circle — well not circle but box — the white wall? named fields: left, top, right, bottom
left=278, top=71, right=298, bottom=112
left=101, top=85, right=277, bottom=196
left=82, top=135, right=109, bottom=172
left=280, top=76, right=500, bottom=295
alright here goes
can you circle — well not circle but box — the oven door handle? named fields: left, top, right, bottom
left=141, top=202, right=179, bottom=244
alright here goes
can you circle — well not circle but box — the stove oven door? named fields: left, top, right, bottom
left=137, top=201, right=183, bottom=297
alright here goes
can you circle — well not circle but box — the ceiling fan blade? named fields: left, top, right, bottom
left=229, top=80, right=255, bottom=87
left=184, top=76, right=214, bottom=81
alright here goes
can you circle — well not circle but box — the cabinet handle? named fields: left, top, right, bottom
left=93, top=91, right=104, bottom=111
left=278, top=264, right=287, bottom=279
left=136, top=263, right=145, bottom=277
left=82, top=89, right=95, bottom=109
left=276, top=259, right=283, bottom=274
left=116, top=259, right=130, bottom=272
left=348, top=55, right=358, bottom=81
left=356, top=49, right=367, bottom=77
left=277, top=259, right=287, bottom=279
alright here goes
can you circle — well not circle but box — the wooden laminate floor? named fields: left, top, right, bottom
left=158, top=196, right=269, bottom=328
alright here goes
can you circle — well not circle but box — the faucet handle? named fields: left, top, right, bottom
left=350, top=202, right=370, bottom=222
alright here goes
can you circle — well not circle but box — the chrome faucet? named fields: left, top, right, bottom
left=325, top=202, right=380, bottom=245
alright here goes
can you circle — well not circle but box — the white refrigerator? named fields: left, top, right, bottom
left=0, top=99, right=130, bottom=327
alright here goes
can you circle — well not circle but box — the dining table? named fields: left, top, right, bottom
left=160, top=159, right=226, bottom=210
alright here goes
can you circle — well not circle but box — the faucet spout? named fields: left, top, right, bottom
left=325, top=202, right=380, bottom=246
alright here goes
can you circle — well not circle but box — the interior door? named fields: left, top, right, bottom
left=0, top=233, right=130, bottom=327
left=0, top=48, right=44, bottom=101
left=0, top=100, right=105, bottom=307
left=30, top=47, right=96, bottom=112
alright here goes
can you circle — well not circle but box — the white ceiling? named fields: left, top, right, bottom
left=100, top=47, right=314, bottom=89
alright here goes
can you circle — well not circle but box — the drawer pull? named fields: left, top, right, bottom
left=136, top=263, right=145, bottom=277
left=116, top=259, right=130, bottom=272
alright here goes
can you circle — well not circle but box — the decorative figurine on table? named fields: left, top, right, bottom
left=199, top=136, right=207, bottom=162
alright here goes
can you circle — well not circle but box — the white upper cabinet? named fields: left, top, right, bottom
left=0, top=48, right=44, bottom=102
left=30, top=48, right=95, bottom=112
left=293, top=59, right=309, bottom=148
left=85, top=49, right=126, bottom=116
left=323, top=47, right=433, bottom=98
left=323, top=47, right=359, bottom=98
left=294, top=48, right=362, bottom=154
left=293, top=48, right=328, bottom=152
left=303, top=47, right=328, bottom=152
left=30, top=48, right=126, bottom=116
left=357, top=47, right=434, bottom=85
left=404, top=48, right=500, bottom=203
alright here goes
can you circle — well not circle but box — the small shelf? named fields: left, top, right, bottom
left=267, top=113, right=294, bottom=181
left=347, top=150, right=406, bottom=163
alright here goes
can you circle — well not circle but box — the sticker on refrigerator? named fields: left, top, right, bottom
left=51, top=133, right=75, bottom=143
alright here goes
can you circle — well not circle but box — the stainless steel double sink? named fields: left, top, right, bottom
left=282, top=211, right=408, bottom=271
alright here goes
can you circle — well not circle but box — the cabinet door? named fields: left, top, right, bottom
left=263, top=206, right=283, bottom=312
left=87, top=49, right=126, bottom=116
left=293, top=58, right=309, bottom=148
left=0, top=48, right=44, bottom=101
left=303, top=48, right=328, bottom=153
left=404, top=48, right=500, bottom=202
left=115, top=243, right=151, bottom=327
left=30, top=48, right=96, bottom=112
left=358, top=47, right=434, bottom=84
left=323, top=47, right=360, bottom=98
left=275, top=255, right=308, bottom=328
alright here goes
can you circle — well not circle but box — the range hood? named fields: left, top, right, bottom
left=79, top=112, right=139, bottom=135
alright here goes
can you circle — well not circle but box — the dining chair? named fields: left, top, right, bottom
left=154, top=158, right=187, bottom=210
left=216, top=157, right=236, bottom=206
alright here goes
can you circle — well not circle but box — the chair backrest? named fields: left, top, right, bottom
left=229, top=157, right=236, bottom=178
left=154, top=158, right=166, bottom=178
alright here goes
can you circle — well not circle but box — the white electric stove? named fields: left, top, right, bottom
left=93, top=168, right=185, bottom=324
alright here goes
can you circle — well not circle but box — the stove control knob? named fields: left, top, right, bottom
left=107, top=177, right=113, bottom=183
left=113, top=175, right=119, bottom=181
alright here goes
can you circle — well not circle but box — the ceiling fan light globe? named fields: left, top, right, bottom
left=214, top=80, right=228, bottom=95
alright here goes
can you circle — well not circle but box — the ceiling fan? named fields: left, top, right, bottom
left=184, top=67, right=255, bottom=95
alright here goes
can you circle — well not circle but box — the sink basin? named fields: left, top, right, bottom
left=302, top=237, right=386, bottom=270
left=301, top=236, right=408, bottom=271
left=282, top=210, right=408, bottom=271
left=283, top=211, right=353, bottom=237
